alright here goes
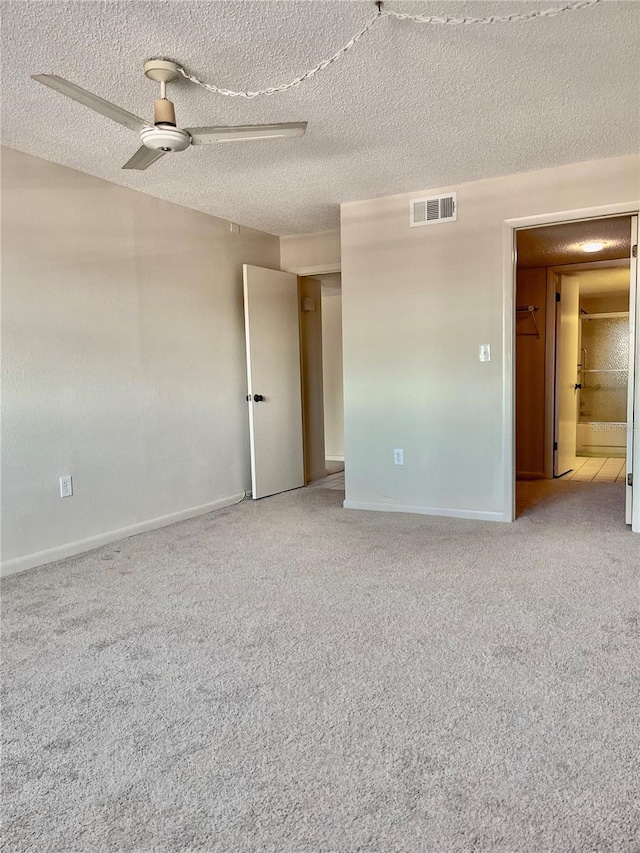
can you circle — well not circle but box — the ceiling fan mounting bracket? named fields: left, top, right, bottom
left=144, top=60, right=180, bottom=84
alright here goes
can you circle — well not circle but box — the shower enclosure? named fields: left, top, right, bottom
left=577, top=312, right=629, bottom=457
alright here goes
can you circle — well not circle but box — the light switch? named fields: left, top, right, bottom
left=479, top=344, right=491, bottom=363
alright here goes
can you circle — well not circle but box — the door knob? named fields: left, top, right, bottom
left=253, top=394, right=265, bottom=402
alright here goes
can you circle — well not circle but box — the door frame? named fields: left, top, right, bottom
left=281, top=261, right=344, bottom=477
left=543, top=258, right=631, bottom=479
left=503, top=202, right=640, bottom=523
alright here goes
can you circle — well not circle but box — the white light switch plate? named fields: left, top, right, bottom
left=479, top=344, right=491, bottom=363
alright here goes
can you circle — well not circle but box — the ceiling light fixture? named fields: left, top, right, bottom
left=582, top=242, right=606, bottom=253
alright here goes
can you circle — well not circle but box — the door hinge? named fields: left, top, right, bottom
left=628, top=473, right=633, bottom=487
left=555, top=292, right=561, bottom=303
left=553, top=441, right=558, bottom=451
left=633, top=244, right=638, bottom=259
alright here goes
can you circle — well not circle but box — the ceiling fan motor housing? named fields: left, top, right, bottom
left=141, top=125, right=191, bottom=153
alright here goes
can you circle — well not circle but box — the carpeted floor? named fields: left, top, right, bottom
left=2, top=481, right=639, bottom=852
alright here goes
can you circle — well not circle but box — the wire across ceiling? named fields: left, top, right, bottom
left=176, top=0, right=601, bottom=99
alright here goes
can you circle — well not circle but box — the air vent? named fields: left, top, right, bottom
left=410, top=193, right=457, bottom=227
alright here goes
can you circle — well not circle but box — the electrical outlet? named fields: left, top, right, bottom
left=59, top=475, right=73, bottom=498
left=479, top=344, right=491, bottom=363
left=394, top=449, right=404, bottom=466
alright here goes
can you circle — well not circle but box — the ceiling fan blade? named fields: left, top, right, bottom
left=185, top=122, right=307, bottom=145
left=31, top=75, right=151, bottom=133
left=122, top=146, right=166, bottom=171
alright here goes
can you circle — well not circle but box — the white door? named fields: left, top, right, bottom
left=243, top=264, right=304, bottom=499
left=628, top=217, right=639, bottom=528
left=554, top=274, right=580, bottom=477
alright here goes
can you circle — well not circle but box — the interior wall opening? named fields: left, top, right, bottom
left=514, top=214, right=634, bottom=518
left=299, top=272, right=344, bottom=489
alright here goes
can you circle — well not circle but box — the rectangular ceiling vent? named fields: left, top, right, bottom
left=410, top=193, right=457, bottom=227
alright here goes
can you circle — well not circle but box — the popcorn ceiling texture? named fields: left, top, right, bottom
left=1, top=0, right=639, bottom=234
left=516, top=217, right=632, bottom=268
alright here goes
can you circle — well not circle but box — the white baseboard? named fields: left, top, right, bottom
left=0, top=493, right=245, bottom=578
left=342, top=499, right=509, bottom=522
left=325, top=455, right=345, bottom=462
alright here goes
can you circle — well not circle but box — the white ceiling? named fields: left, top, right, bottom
left=2, top=1, right=638, bottom=235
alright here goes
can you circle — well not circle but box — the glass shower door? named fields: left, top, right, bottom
left=578, top=314, right=629, bottom=457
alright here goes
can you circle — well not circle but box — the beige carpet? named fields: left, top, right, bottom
left=2, top=480, right=639, bottom=852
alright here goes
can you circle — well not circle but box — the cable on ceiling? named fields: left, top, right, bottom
left=176, top=0, right=601, bottom=99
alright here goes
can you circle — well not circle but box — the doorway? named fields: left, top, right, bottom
left=513, top=214, right=637, bottom=523
left=243, top=264, right=345, bottom=500
left=299, top=272, right=345, bottom=488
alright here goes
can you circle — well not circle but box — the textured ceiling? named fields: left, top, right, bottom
left=517, top=216, right=632, bottom=268
left=2, top=1, right=639, bottom=235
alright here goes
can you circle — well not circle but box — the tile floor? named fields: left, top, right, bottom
left=308, top=457, right=626, bottom=492
left=307, top=470, right=345, bottom=491
left=560, top=456, right=627, bottom=483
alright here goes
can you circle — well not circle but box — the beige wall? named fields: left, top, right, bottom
left=1, top=147, right=280, bottom=574
left=280, top=230, right=340, bottom=273
left=321, top=291, right=344, bottom=460
left=340, top=155, right=639, bottom=520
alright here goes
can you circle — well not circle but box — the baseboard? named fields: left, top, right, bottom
left=0, top=493, right=245, bottom=578
left=577, top=447, right=626, bottom=456
left=325, top=455, right=345, bottom=462
left=342, top=499, right=509, bottom=522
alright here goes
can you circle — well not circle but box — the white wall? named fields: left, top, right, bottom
left=321, top=291, right=344, bottom=460
left=1, top=147, right=280, bottom=574
left=340, top=155, right=640, bottom=520
left=280, top=230, right=340, bottom=273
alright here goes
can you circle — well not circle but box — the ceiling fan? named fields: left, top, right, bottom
left=31, top=60, right=307, bottom=171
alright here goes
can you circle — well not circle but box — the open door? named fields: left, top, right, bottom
left=554, top=274, right=580, bottom=477
left=627, top=217, right=638, bottom=528
left=243, top=264, right=304, bottom=499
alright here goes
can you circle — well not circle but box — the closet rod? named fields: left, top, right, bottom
left=516, top=304, right=540, bottom=338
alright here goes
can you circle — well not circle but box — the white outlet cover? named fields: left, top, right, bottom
left=479, top=344, right=491, bottom=363
left=59, top=475, right=73, bottom=498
